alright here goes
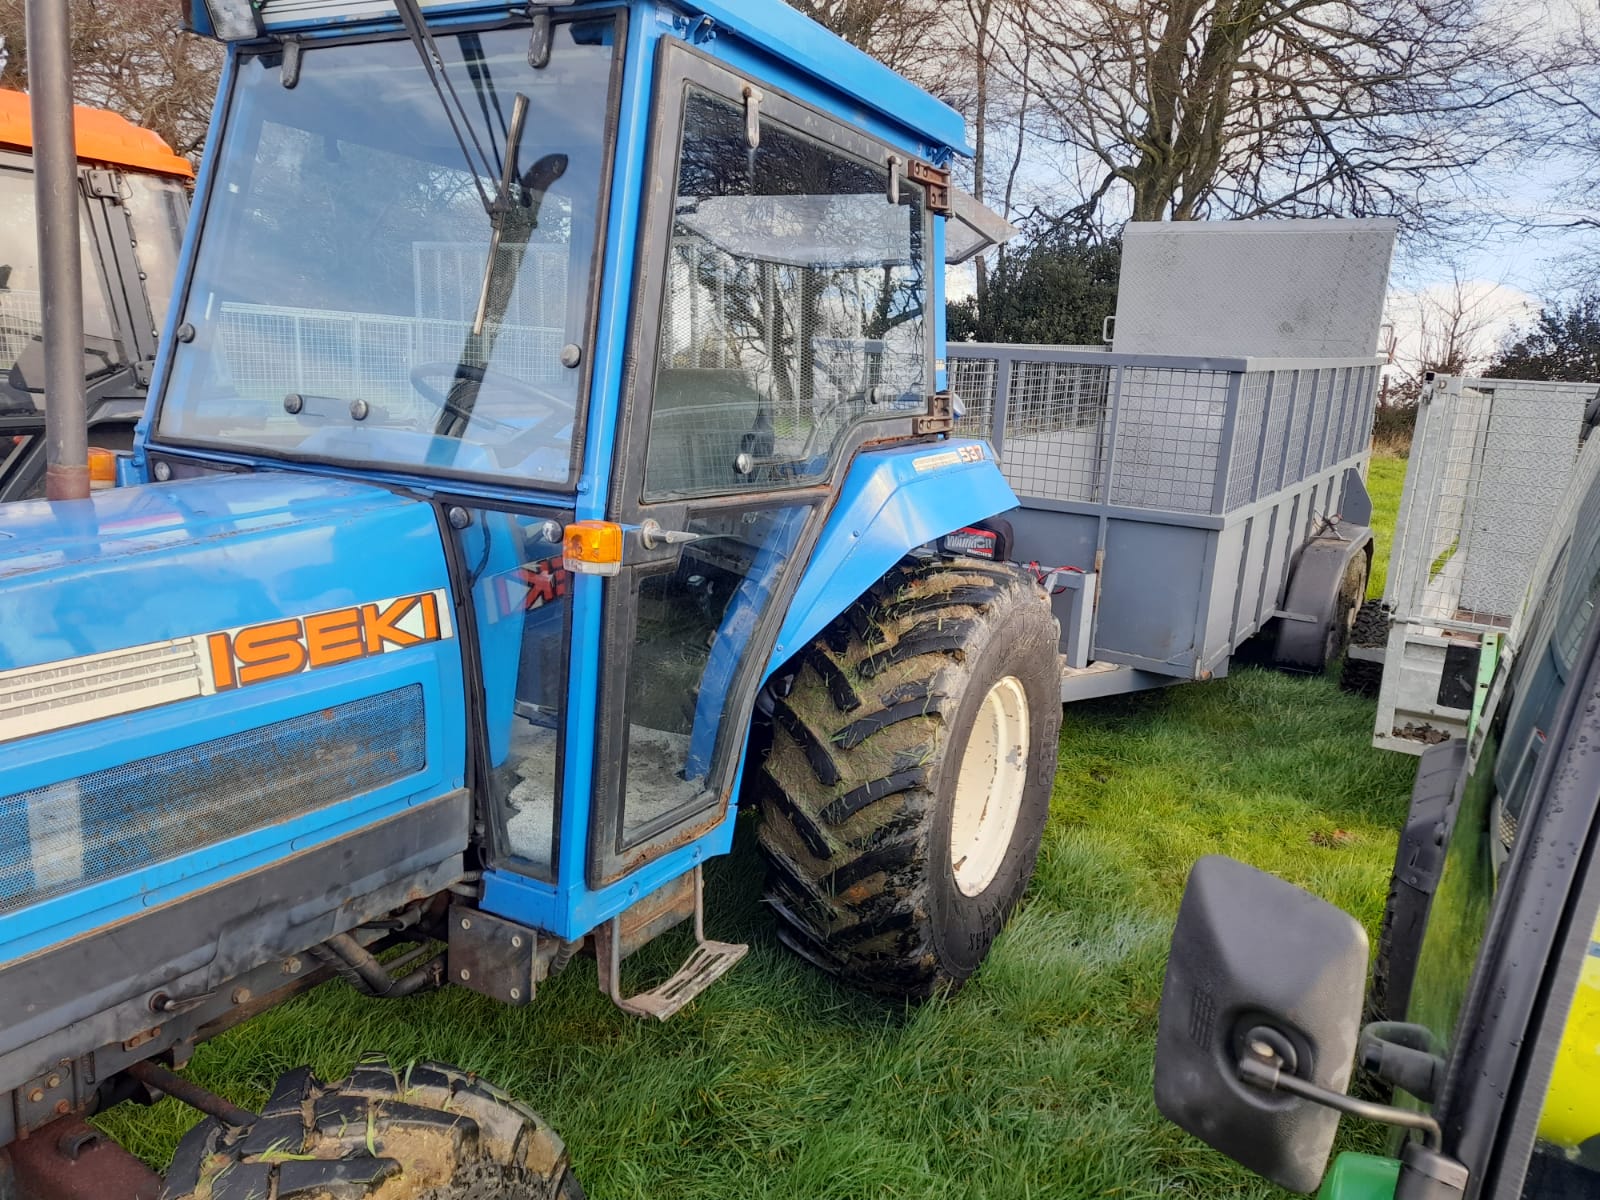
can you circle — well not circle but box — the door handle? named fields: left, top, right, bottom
left=639, top=520, right=704, bottom=551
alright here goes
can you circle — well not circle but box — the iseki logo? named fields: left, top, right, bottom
left=205, top=590, right=453, bottom=690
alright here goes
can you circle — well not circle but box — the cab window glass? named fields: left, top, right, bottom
left=1520, top=908, right=1600, bottom=1198
left=644, top=87, right=928, bottom=500
left=1409, top=446, right=1600, bottom=1077
left=0, top=167, right=125, bottom=383
left=451, top=509, right=569, bottom=879
left=123, top=174, right=190, bottom=335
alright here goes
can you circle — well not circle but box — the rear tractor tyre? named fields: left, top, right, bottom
left=758, top=559, right=1062, bottom=999
left=1340, top=600, right=1389, bottom=698
left=160, top=1055, right=582, bottom=1200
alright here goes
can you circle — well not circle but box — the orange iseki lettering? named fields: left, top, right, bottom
left=419, top=591, right=441, bottom=640
left=361, top=595, right=424, bottom=654
left=303, top=607, right=364, bottom=668
left=206, top=632, right=238, bottom=691
left=233, top=618, right=309, bottom=686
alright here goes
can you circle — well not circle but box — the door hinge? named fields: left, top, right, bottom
left=912, top=392, right=955, bottom=436
left=81, top=169, right=126, bottom=201
left=907, top=159, right=951, bottom=215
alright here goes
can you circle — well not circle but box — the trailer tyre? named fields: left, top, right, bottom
left=1339, top=600, right=1389, bottom=698
left=758, top=559, right=1062, bottom=999
left=160, top=1055, right=582, bottom=1200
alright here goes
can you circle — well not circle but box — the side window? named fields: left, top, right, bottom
left=0, top=167, right=125, bottom=379
left=643, top=87, right=928, bottom=500
left=1408, top=444, right=1600, bottom=1080
left=1520, top=909, right=1600, bottom=1198
left=1497, top=449, right=1600, bottom=831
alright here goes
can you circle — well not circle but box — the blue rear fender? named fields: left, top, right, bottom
left=766, top=438, right=1018, bottom=674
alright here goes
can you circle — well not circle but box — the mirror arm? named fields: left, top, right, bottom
left=1359, top=1023, right=1447, bottom=1103
left=1238, top=1052, right=1443, bottom=1151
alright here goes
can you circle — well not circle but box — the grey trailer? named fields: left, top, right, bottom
left=947, top=217, right=1396, bottom=702
left=950, top=345, right=1381, bottom=699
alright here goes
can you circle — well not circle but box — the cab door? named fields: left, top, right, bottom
left=581, top=41, right=936, bottom=887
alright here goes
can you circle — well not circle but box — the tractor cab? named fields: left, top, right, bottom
left=129, top=0, right=1014, bottom=985
left=0, top=90, right=193, bottom=500
left=0, top=1, right=1052, bottom=1189
left=1, top=0, right=1038, bottom=1102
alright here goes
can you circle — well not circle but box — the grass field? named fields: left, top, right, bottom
left=98, top=455, right=1418, bottom=1199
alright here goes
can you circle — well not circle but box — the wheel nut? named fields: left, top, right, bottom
left=46, top=1075, right=60, bottom=1088
left=27, top=1089, right=43, bottom=1103
left=54, top=1101, right=69, bottom=1116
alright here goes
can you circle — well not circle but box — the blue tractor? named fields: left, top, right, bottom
left=0, top=1, right=1061, bottom=1194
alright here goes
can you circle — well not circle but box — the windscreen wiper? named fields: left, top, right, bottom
left=473, top=93, right=528, bottom=336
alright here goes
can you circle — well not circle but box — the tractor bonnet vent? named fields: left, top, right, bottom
left=0, top=686, right=425, bottom=918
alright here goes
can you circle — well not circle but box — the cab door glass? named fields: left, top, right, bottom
left=1521, top=907, right=1600, bottom=1197
left=614, top=501, right=810, bottom=845
left=1408, top=449, right=1600, bottom=1099
left=123, top=173, right=190, bottom=335
left=451, top=508, right=570, bottom=878
left=644, top=86, right=927, bottom=500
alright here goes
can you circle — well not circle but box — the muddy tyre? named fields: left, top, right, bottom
left=160, top=1055, right=582, bottom=1200
left=758, top=558, right=1062, bottom=999
left=1321, top=553, right=1370, bottom=672
left=1340, top=600, right=1389, bottom=698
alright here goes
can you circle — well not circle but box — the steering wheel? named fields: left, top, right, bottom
left=407, top=362, right=572, bottom=445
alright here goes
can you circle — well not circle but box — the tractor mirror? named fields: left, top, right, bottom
left=1154, top=855, right=1369, bottom=1194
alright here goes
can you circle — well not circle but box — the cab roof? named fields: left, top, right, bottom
left=187, top=0, right=972, bottom=157
left=0, top=90, right=195, bottom=179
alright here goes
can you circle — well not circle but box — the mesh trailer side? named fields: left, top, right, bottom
left=1108, top=366, right=1229, bottom=513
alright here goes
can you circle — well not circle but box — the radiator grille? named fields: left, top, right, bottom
left=0, top=686, right=426, bottom=917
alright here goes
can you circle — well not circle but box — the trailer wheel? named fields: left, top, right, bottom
left=1274, top=545, right=1369, bottom=675
left=1340, top=600, right=1389, bottom=698
left=160, top=1055, right=582, bottom=1200
left=757, top=559, right=1062, bottom=999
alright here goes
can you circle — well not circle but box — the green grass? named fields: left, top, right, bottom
left=1366, top=453, right=1406, bottom=600
left=95, top=453, right=1421, bottom=1198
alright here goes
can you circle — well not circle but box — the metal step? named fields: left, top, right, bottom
left=596, top=865, right=747, bottom=1021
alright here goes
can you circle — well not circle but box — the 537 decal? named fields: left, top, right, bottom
left=206, top=590, right=454, bottom=691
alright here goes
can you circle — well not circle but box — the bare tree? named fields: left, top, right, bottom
left=1022, top=0, right=1537, bottom=231
left=786, top=0, right=949, bottom=82
left=1391, top=271, right=1531, bottom=388
left=0, top=0, right=222, bottom=159
left=1504, top=7, right=1600, bottom=288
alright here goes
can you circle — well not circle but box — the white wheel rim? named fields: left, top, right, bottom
left=949, top=675, right=1031, bottom=897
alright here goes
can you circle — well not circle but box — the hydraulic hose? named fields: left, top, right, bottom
left=314, top=933, right=443, bottom=999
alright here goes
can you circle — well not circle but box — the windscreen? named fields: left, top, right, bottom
left=0, top=159, right=127, bottom=405
left=155, top=21, right=616, bottom=486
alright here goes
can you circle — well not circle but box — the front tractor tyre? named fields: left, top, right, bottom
left=758, top=559, right=1063, bottom=999
left=160, top=1055, right=582, bottom=1200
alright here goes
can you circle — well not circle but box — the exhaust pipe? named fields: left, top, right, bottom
left=25, top=0, right=89, bottom=501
